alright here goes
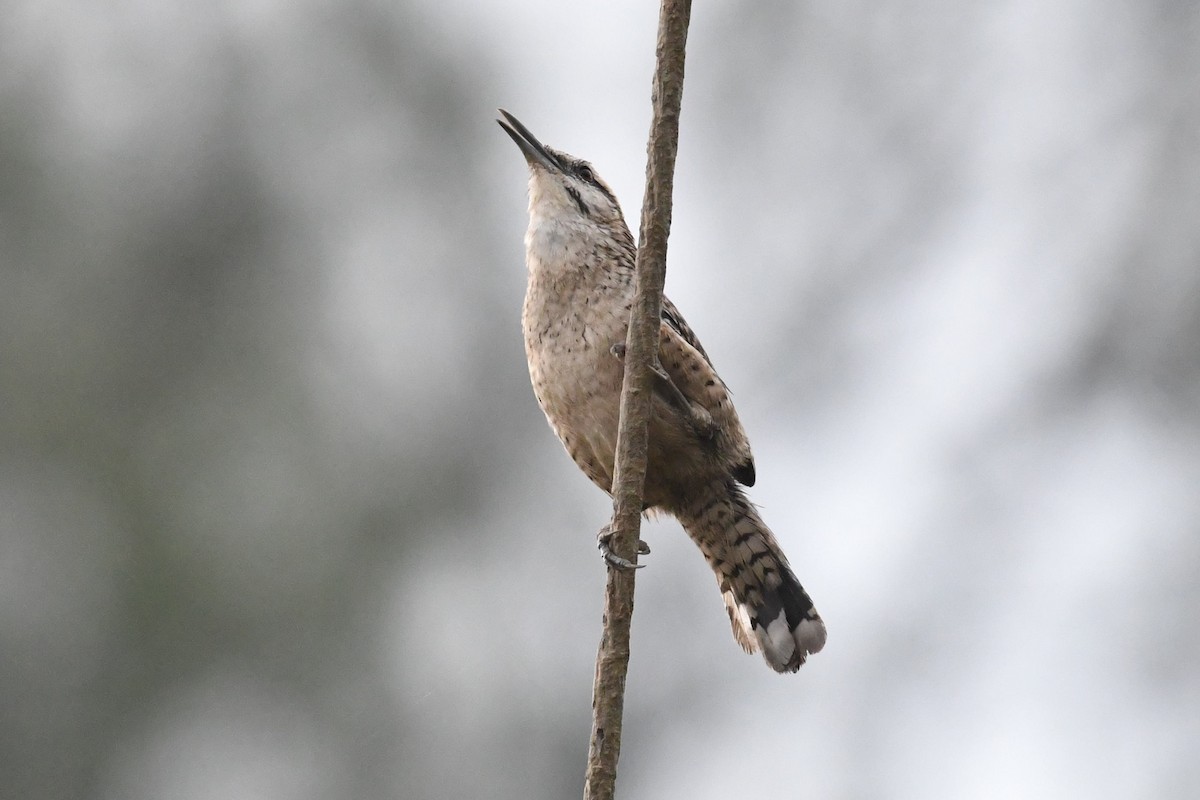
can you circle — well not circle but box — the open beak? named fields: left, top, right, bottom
left=497, top=109, right=562, bottom=173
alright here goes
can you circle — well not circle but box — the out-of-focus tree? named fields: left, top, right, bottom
left=1, top=1, right=1197, bottom=798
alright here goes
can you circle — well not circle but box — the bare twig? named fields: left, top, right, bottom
left=582, top=1, right=692, bottom=799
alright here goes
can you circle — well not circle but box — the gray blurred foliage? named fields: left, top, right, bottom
left=2, top=3, right=534, bottom=798
left=2, top=1, right=1198, bottom=799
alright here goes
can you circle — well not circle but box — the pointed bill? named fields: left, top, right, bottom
left=497, top=109, right=563, bottom=173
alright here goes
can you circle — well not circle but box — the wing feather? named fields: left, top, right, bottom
left=658, top=298, right=756, bottom=485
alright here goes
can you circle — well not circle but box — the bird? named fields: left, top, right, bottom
left=497, top=109, right=825, bottom=672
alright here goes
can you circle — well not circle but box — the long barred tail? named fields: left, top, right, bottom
left=677, top=480, right=826, bottom=673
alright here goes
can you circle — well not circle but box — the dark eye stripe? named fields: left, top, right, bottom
left=576, top=167, right=616, bottom=205
left=565, top=185, right=589, bottom=216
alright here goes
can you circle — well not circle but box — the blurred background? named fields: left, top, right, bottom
left=2, top=1, right=1197, bottom=798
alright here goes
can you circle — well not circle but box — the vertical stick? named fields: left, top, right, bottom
left=582, top=2, right=692, bottom=799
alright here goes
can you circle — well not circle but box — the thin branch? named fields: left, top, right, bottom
left=583, top=2, right=692, bottom=799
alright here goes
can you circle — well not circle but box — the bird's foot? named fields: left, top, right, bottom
left=597, top=523, right=650, bottom=571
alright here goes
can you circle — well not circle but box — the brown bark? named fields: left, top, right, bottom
left=582, top=1, right=692, bottom=798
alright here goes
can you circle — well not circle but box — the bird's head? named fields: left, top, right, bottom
left=497, top=109, right=626, bottom=229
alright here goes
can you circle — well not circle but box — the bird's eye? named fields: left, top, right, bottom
left=578, top=165, right=595, bottom=183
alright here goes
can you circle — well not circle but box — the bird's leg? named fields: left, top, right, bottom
left=597, top=522, right=651, bottom=571
left=609, top=342, right=717, bottom=438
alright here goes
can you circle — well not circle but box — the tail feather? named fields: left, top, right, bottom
left=679, top=482, right=826, bottom=673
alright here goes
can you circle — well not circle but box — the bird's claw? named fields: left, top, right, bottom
left=597, top=524, right=650, bottom=571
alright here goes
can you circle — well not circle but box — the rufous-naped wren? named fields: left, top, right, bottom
left=498, top=109, right=825, bottom=672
